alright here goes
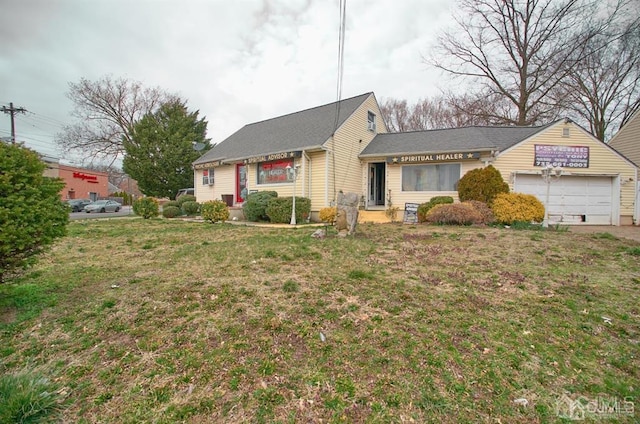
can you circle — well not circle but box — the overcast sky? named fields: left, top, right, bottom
left=1, top=0, right=455, bottom=164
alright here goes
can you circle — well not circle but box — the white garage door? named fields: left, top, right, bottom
left=514, top=175, right=614, bottom=225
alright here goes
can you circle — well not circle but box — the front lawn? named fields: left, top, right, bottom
left=1, top=219, right=638, bottom=423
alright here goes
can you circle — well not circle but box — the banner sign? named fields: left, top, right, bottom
left=387, top=151, right=481, bottom=164
left=534, top=145, right=589, bottom=168
left=194, top=160, right=224, bottom=169
left=244, top=151, right=302, bottom=164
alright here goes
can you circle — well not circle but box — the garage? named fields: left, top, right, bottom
left=514, top=174, right=617, bottom=225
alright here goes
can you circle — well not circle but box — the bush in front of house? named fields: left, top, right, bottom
left=133, top=197, right=160, bottom=219
left=163, top=200, right=180, bottom=209
left=201, top=200, right=230, bottom=223
left=176, top=194, right=197, bottom=207
left=0, top=143, right=68, bottom=282
left=181, top=200, right=200, bottom=216
left=265, top=197, right=312, bottom=224
left=417, top=196, right=454, bottom=223
left=319, top=207, right=337, bottom=224
left=464, top=200, right=495, bottom=224
left=491, top=192, right=544, bottom=225
left=243, top=191, right=278, bottom=222
left=457, top=165, right=509, bottom=204
left=424, top=203, right=485, bottom=225
left=162, top=206, right=181, bottom=218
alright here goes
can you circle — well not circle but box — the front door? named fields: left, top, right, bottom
left=236, top=163, right=247, bottom=203
left=368, top=162, right=385, bottom=206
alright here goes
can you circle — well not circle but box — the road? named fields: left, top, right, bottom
left=69, top=206, right=135, bottom=220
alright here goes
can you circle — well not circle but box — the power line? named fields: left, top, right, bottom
left=1, top=102, right=27, bottom=143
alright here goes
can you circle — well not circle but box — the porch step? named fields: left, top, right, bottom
left=358, top=210, right=392, bottom=224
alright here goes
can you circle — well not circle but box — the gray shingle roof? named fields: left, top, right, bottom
left=194, top=93, right=373, bottom=165
left=359, top=123, right=555, bottom=157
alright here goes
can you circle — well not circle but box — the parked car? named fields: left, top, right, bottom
left=176, top=188, right=195, bottom=200
left=67, top=199, right=92, bottom=212
left=84, top=200, right=122, bottom=213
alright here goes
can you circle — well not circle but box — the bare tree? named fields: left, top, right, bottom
left=380, top=94, right=504, bottom=132
left=429, top=0, right=621, bottom=126
left=56, top=75, right=177, bottom=163
left=558, top=10, right=640, bottom=140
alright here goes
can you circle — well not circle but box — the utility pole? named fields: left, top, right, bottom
left=1, top=102, right=27, bottom=143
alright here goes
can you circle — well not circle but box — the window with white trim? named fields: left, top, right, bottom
left=202, top=168, right=214, bottom=185
left=401, top=164, right=460, bottom=191
left=367, top=111, right=376, bottom=132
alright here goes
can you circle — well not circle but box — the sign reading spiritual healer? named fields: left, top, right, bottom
left=387, top=151, right=481, bottom=164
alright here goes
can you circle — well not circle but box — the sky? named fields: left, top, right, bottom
left=0, top=0, right=455, bottom=164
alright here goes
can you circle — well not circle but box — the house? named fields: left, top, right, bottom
left=194, top=94, right=637, bottom=225
left=363, top=119, right=637, bottom=225
left=609, top=109, right=640, bottom=167
left=193, top=92, right=386, bottom=214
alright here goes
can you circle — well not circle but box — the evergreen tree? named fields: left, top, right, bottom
left=123, top=100, right=210, bottom=199
left=0, top=143, right=68, bottom=281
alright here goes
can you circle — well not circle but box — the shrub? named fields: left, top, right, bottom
left=162, top=206, right=181, bottom=218
left=457, top=165, right=509, bottom=204
left=243, top=191, right=278, bottom=222
left=176, top=194, right=197, bottom=207
left=163, top=200, right=180, bottom=209
left=201, top=200, right=230, bottom=223
left=491, top=192, right=544, bottom=225
left=417, top=196, right=454, bottom=223
left=265, top=197, right=312, bottom=224
left=133, top=197, right=159, bottom=219
left=424, top=203, right=484, bottom=225
left=0, top=370, right=62, bottom=423
left=319, top=207, right=337, bottom=223
left=0, top=143, right=68, bottom=282
left=181, top=200, right=200, bottom=216
left=464, top=200, right=495, bottom=224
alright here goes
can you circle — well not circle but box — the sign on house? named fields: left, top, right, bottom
left=534, top=145, right=589, bottom=168
left=387, top=151, right=482, bottom=164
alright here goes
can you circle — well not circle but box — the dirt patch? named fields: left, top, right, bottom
left=568, top=225, right=640, bottom=242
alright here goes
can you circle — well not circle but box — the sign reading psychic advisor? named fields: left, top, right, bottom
left=534, top=144, right=589, bottom=168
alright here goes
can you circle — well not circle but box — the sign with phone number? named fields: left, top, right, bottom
left=534, top=144, right=589, bottom=168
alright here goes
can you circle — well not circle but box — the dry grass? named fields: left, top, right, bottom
left=1, top=218, right=639, bottom=423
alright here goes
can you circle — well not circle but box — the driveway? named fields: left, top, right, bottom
left=568, top=225, right=640, bottom=243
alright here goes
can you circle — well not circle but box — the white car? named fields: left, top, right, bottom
left=84, top=200, right=122, bottom=213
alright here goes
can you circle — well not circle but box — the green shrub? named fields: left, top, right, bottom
left=265, top=197, right=311, bottom=224
left=425, top=203, right=484, bottom=225
left=417, top=196, right=454, bottom=223
left=162, top=206, right=181, bottom=218
left=163, top=200, right=180, bottom=209
left=0, top=143, right=68, bottom=282
left=181, top=200, right=200, bottom=216
left=243, top=191, right=278, bottom=222
left=491, top=192, right=544, bottom=225
left=201, top=200, right=230, bottom=223
left=0, top=371, right=62, bottom=423
left=464, top=200, right=495, bottom=224
left=176, top=194, right=197, bottom=207
left=457, top=165, right=509, bottom=204
left=133, top=197, right=160, bottom=219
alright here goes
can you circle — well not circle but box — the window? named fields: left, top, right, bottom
left=202, top=168, right=214, bottom=185
left=401, top=164, right=461, bottom=191
left=562, top=127, right=570, bottom=137
left=257, top=158, right=294, bottom=185
left=367, top=111, right=376, bottom=132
